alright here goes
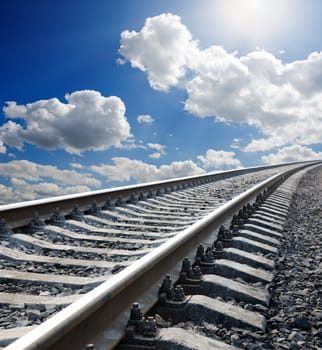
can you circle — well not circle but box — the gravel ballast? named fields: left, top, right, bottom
left=266, top=165, right=322, bottom=349
left=147, top=165, right=322, bottom=350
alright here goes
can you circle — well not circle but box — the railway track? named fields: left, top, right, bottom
left=0, top=161, right=318, bottom=349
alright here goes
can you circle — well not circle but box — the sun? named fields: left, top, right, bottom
left=210, top=0, right=291, bottom=45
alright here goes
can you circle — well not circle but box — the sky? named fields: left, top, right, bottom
left=1, top=0, right=322, bottom=204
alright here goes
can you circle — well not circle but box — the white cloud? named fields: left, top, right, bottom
left=147, top=143, right=166, bottom=159
left=70, top=163, right=83, bottom=169
left=0, top=184, right=14, bottom=205
left=0, top=178, right=91, bottom=205
left=119, top=13, right=198, bottom=91
left=149, top=152, right=161, bottom=159
left=230, top=138, right=241, bottom=149
left=147, top=142, right=166, bottom=154
left=261, top=145, right=322, bottom=164
left=120, top=14, right=322, bottom=152
left=137, top=114, right=154, bottom=124
left=0, top=140, right=6, bottom=154
left=90, top=157, right=204, bottom=183
left=0, top=160, right=100, bottom=187
left=198, top=149, right=242, bottom=169
left=1, top=90, right=131, bottom=154
left=244, top=135, right=287, bottom=152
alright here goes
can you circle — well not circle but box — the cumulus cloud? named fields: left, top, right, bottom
left=0, top=160, right=102, bottom=205
left=119, top=13, right=198, bottom=91
left=119, top=14, right=322, bottom=152
left=90, top=157, right=204, bottom=183
left=0, top=140, right=6, bottom=154
left=147, top=142, right=166, bottom=159
left=0, top=178, right=91, bottom=205
left=137, top=114, right=154, bottom=124
left=0, top=160, right=100, bottom=187
left=70, top=163, right=83, bottom=169
left=198, top=149, right=242, bottom=169
left=261, top=145, right=322, bottom=164
left=149, top=153, right=162, bottom=159
left=1, top=90, right=131, bottom=154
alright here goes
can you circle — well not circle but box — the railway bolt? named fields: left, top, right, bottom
left=85, top=344, right=96, bottom=350
left=147, top=190, right=154, bottom=198
left=128, top=194, right=139, bottom=203
left=115, top=197, right=126, bottom=206
left=238, top=208, right=248, bottom=223
left=180, top=258, right=203, bottom=282
left=123, top=304, right=157, bottom=347
left=180, top=257, right=192, bottom=275
left=231, top=225, right=239, bottom=236
left=125, top=303, right=145, bottom=340
left=127, top=303, right=143, bottom=326
left=195, top=244, right=215, bottom=273
left=218, top=225, right=226, bottom=240
left=70, top=205, right=83, bottom=221
left=50, top=208, right=65, bottom=226
left=88, top=201, right=100, bottom=214
left=242, top=205, right=249, bottom=221
left=256, top=193, right=264, bottom=205
left=230, top=214, right=239, bottom=229
left=102, top=198, right=115, bottom=209
left=27, top=212, right=45, bottom=233
left=159, top=278, right=188, bottom=305
left=142, top=316, right=158, bottom=337
left=212, top=240, right=224, bottom=259
left=159, top=275, right=175, bottom=301
left=174, top=286, right=186, bottom=302
left=218, top=226, right=233, bottom=247
left=0, top=218, right=12, bottom=236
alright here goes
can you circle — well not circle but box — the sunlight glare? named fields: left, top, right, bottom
left=210, top=0, right=292, bottom=45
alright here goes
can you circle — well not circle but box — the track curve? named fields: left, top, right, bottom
left=0, top=161, right=319, bottom=349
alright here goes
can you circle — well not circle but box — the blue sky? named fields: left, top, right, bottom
left=1, top=0, right=322, bottom=204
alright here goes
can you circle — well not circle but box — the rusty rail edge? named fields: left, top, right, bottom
left=4, top=162, right=319, bottom=350
left=0, top=161, right=318, bottom=229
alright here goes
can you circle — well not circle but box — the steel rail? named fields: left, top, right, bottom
left=4, top=162, right=317, bottom=350
left=0, top=161, right=314, bottom=229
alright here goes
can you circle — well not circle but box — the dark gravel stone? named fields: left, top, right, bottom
left=293, top=317, right=311, bottom=331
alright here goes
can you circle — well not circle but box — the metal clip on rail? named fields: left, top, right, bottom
left=119, top=303, right=158, bottom=349
left=152, top=275, right=188, bottom=326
